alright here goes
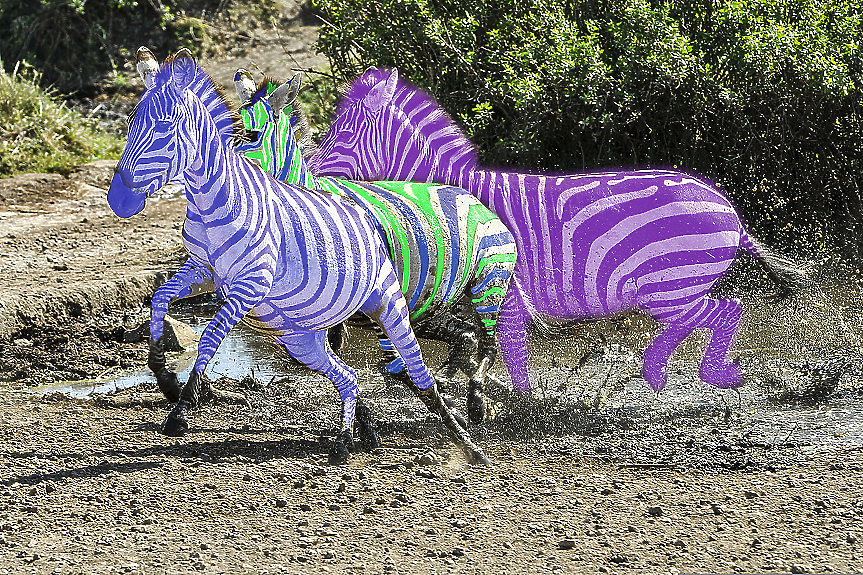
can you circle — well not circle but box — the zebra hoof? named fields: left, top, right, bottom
left=467, top=389, right=488, bottom=425
left=328, top=429, right=355, bottom=465
left=355, top=420, right=381, bottom=451
left=161, top=401, right=190, bottom=437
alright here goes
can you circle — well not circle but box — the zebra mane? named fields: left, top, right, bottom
left=148, top=55, right=247, bottom=147
left=340, top=69, right=480, bottom=172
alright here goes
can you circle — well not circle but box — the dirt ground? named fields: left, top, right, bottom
left=2, top=4, right=863, bottom=574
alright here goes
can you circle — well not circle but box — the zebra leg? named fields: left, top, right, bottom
left=149, top=258, right=214, bottom=402
left=461, top=260, right=514, bottom=422
left=275, top=330, right=360, bottom=463
left=360, top=269, right=490, bottom=464
left=354, top=397, right=381, bottom=451
left=412, top=314, right=480, bottom=383
left=497, top=283, right=532, bottom=393
left=162, top=294, right=263, bottom=437
left=641, top=323, right=693, bottom=392
left=695, top=298, right=744, bottom=388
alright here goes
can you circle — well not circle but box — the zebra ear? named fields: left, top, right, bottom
left=169, top=53, right=197, bottom=93
left=269, top=72, right=302, bottom=116
left=364, top=68, right=398, bottom=113
left=136, top=46, right=159, bottom=89
left=234, top=68, right=256, bottom=104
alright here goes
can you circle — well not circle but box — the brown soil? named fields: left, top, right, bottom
left=1, top=6, right=862, bottom=575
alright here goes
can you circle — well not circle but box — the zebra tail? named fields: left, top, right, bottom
left=739, top=230, right=809, bottom=301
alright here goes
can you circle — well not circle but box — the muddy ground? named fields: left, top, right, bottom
left=2, top=4, right=863, bottom=574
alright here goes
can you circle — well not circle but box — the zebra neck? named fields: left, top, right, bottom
left=182, top=105, right=243, bottom=219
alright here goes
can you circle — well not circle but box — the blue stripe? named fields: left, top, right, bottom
left=435, top=189, right=462, bottom=303
left=476, top=231, right=515, bottom=256
left=471, top=268, right=512, bottom=294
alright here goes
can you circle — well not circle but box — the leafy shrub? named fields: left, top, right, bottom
left=315, top=0, right=863, bottom=260
left=0, top=60, right=122, bottom=176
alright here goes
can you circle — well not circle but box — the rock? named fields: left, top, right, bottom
left=193, top=561, right=205, bottom=571
left=558, top=539, right=576, bottom=550
left=200, top=543, right=210, bottom=550
left=601, top=488, right=613, bottom=496
left=452, top=547, right=465, bottom=557
left=647, top=506, right=663, bottom=517
left=362, top=505, right=376, bottom=514
left=126, top=315, right=199, bottom=351
left=323, top=550, right=335, bottom=559
left=847, top=533, right=858, bottom=544
left=337, top=482, right=346, bottom=493
left=425, top=528, right=437, bottom=535
left=417, top=452, right=441, bottom=466
left=275, top=499, right=287, bottom=508
left=710, top=503, right=723, bottom=515
left=328, top=504, right=341, bottom=511
left=43, top=482, right=56, bottom=495
left=503, top=542, right=513, bottom=549
left=299, top=504, right=312, bottom=511
left=790, top=565, right=810, bottom=574
left=744, top=490, right=758, bottom=499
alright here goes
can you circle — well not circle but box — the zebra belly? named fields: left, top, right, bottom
left=484, top=170, right=743, bottom=319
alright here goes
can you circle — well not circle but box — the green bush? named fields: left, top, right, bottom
left=315, top=0, right=863, bottom=260
left=0, top=0, right=281, bottom=91
left=0, top=60, right=122, bottom=176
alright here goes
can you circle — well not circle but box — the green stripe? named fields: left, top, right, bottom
left=477, top=253, right=517, bottom=276
left=372, top=182, right=447, bottom=320
left=453, top=203, right=499, bottom=300
left=471, top=286, right=506, bottom=304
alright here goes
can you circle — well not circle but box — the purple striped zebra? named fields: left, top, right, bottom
left=309, top=68, right=808, bottom=394
left=109, top=56, right=488, bottom=464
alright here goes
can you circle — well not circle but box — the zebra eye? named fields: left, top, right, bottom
left=154, top=120, right=174, bottom=130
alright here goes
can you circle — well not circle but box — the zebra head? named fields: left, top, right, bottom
left=308, top=68, right=399, bottom=180
left=234, top=70, right=306, bottom=178
left=114, top=55, right=200, bottom=211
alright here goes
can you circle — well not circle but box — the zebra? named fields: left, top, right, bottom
left=224, top=68, right=517, bottom=424
left=308, top=68, right=808, bottom=395
left=108, top=54, right=489, bottom=464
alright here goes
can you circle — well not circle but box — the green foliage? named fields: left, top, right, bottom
left=0, top=60, right=122, bottom=176
left=315, top=0, right=863, bottom=259
left=0, top=0, right=281, bottom=91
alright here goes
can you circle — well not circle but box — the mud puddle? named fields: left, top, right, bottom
left=29, top=271, right=863, bottom=466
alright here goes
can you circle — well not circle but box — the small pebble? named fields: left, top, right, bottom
left=647, top=506, right=663, bottom=517
left=744, top=490, right=758, bottom=499
left=558, top=539, right=576, bottom=550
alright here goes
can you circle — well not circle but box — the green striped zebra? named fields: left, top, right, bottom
left=231, top=70, right=517, bottom=423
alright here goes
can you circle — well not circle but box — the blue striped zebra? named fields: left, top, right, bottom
left=226, top=69, right=517, bottom=424
left=309, top=68, right=808, bottom=394
left=108, top=52, right=489, bottom=464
